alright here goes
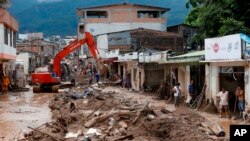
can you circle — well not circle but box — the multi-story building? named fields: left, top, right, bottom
left=16, top=39, right=59, bottom=67
left=0, top=0, right=18, bottom=74
left=167, top=24, right=198, bottom=51
left=77, top=3, right=169, bottom=36
left=18, top=32, right=44, bottom=41
left=76, top=3, right=170, bottom=58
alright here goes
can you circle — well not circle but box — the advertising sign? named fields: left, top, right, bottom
left=205, top=34, right=241, bottom=60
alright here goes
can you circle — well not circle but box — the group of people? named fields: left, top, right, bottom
left=86, top=64, right=100, bottom=85
left=170, top=80, right=245, bottom=119
left=155, top=80, right=195, bottom=108
left=111, top=73, right=131, bottom=89
left=217, top=85, right=245, bottom=118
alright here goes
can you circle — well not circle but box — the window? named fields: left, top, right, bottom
left=13, top=32, right=16, bottom=48
left=10, top=29, right=13, bottom=47
left=137, top=11, right=160, bottom=18
left=87, top=11, right=108, bottom=18
left=4, top=26, right=8, bottom=45
left=41, top=46, right=44, bottom=51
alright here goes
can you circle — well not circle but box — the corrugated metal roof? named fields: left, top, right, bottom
left=169, top=50, right=205, bottom=59
left=158, top=50, right=205, bottom=64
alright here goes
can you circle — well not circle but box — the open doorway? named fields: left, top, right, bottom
left=190, top=64, right=205, bottom=95
left=219, top=66, right=244, bottom=113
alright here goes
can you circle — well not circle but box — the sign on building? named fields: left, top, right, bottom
left=205, top=34, right=242, bottom=60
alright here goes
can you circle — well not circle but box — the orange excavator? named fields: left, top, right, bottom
left=32, top=32, right=103, bottom=93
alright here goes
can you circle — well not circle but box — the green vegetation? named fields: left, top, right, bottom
left=185, top=0, right=250, bottom=46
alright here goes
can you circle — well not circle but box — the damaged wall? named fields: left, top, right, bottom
left=144, top=63, right=165, bottom=90
left=117, top=61, right=145, bottom=91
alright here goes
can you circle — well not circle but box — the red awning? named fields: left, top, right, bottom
left=101, top=58, right=117, bottom=64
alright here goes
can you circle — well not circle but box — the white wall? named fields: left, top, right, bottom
left=177, top=66, right=187, bottom=97
left=96, top=34, right=108, bottom=58
left=0, top=23, right=16, bottom=59
left=105, top=49, right=119, bottom=59
left=139, top=51, right=168, bottom=63
left=0, top=24, right=5, bottom=54
left=118, top=52, right=138, bottom=60
left=16, top=53, right=29, bottom=74
left=245, top=64, right=250, bottom=108
left=85, top=23, right=165, bottom=36
left=18, top=34, right=28, bottom=40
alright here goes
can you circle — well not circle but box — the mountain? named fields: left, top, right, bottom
left=8, top=0, right=190, bottom=36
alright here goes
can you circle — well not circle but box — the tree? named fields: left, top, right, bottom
left=185, top=0, right=250, bottom=44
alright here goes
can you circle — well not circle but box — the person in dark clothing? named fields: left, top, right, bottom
left=126, top=73, right=131, bottom=90
left=157, top=81, right=167, bottom=99
left=187, top=80, right=195, bottom=104
left=95, top=70, right=100, bottom=83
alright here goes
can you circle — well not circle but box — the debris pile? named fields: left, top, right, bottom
left=24, top=85, right=222, bottom=141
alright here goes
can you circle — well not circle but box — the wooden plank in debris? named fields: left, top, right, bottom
left=28, top=126, right=61, bottom=141
left=84, top=108, right=115, bottom=128
left=113, top=134, right=134, bottom=141
left=132, top=101, right=149, bottom=124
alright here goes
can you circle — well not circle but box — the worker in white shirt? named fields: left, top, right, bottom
left=217, top=88, right=229, bottom=118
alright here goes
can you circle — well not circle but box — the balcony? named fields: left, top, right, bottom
left=118, top=52, right=138, bottom=60
left=0, top=8, right=18, bottom=31
left=104, top=49, right=119, bottom=58
left=139, top=51, right=169, bottom=63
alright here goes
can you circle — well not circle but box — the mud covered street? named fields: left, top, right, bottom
left=0, top=89, right=54, bottom=141
left=23, top=85, right=229, bottom=141
left=0, top=85, right=248, bottom=141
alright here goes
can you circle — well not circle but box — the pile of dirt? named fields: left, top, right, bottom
left=24, top=85, right=217, bottom=141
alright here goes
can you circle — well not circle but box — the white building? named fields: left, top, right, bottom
left=0, top=1, right=18, bottom=75
left=204, top=33, right=250, bottom=108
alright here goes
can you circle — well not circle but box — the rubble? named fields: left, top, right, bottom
left=25, top=85, right=220, bottom=141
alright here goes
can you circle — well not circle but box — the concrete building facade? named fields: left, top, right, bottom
left=16, top=39, right=59, bottom=68
left=77, top=3, right=170, bottom=57
left=77, top=3, right=169, bottom=35
left=0, top=7, right=18, bottom=61
left=0, top=1, right=18, bottom=76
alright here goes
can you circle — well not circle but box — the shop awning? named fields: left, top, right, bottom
left=101, top=58, right=117, bottom=64
left=114, top=60, right=137, bottom=63
left=240, top=33, right=250, bottom=43
left=159, top=50, right=205, bottom=64
left=200, top=59, right=246, bottom=63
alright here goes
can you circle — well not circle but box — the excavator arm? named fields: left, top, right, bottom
left=31, top=31, right=109, bottom=93
left=53, top=32, right=99, bottom=77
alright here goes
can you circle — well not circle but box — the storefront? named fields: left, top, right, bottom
left=204, top=33, right=250, bottom=110
left=160, top=50, right=206, bottom=98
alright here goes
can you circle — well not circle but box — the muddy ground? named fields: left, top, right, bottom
left=23, top=84, right=225, bottom=141
left=0, top=89, right=53, bottom=141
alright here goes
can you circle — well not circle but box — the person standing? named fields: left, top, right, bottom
left=87, top=68, right=93, bottom=85
left=95, top=70, right=100, bottom=83
left=186, top=80, right=195, bottom=104
left=157, top=81, right=166, bottom=100
left=217, top=88, right=229, bottom=118
left=2, top=75, right=10, bottom=94
left=172, top=82, right=181, bottom=107
left=235, top=85, right=245, bottom=118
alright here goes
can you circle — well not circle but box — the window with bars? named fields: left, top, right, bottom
left=4, top=26, right=8, bottom=45
left=10, top=29, right=12, bottom=47
left=13, top=32, right=16, bottom=48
